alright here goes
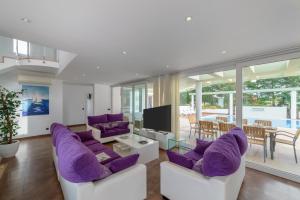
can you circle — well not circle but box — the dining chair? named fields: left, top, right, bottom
left=274, top=128, right=300, bottom=163
left=242, top=119, right=248, bottom=125
left=216, top=116, right=228, bottom=122
left=218, top=122, right=236, bottom=135
left=254, top=119, right=272, bottom=127
left=243, top=125, right=267, bottom=162
left=187, top=114, right=199, bottom=138
left=199, top=120, right=217, bottom=140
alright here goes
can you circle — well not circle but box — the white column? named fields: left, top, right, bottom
left=190, top=94, right=195, bottom=111
left=291, top=90, right=297, bottom=119
left=229, top=93, right=234, bottom=116
left=236, top=67, right=243, bottom=128
left=196, top=82, right=202, bottom=120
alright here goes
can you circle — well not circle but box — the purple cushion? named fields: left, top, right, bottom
left=107, top=113, right=123, bottom=122
left=167, top=150, right=194, bottom=169
left=117, top=121, right=129, bottom=129
left=50, top=123, right=66, bottom=145
left=194, top=139, right=213, bottom=155
left=86, top=143, right=107, bottom=153
left=75, top=130, right=94, bottom=142
left=193, top=159, right=203, bottom=173
left=53, top=126, right=81, bottom=148
left=57, top=135, right=111, bottom=183
left=88, top=114, right=108, bottom=126
left=83, top=139, right=100, bottom=146
left=184, top=150, right=203, bottom=162
left=201, top=134, right=241, bottom=177
left=101, top=128, right=130, bottom=138
left=108, top=154, right=139, bottom=173
left=229, top=127, right=248, bottom=155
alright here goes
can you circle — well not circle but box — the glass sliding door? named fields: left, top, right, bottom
left=121, top=86, right=133, bottom=122
left=133, top=84, right=146, bottom=132
left=242, top=58, right=300, bottom=178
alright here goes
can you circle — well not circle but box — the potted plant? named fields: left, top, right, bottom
left=0, top=86, right=23, bottom=158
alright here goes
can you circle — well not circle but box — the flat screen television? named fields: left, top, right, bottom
left=143, top=105, right=171, bottom=132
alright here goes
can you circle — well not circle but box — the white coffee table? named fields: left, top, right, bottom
left=113, top=134, right=159, bottom=164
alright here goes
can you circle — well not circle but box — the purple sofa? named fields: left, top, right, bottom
left=50, top=123, right=147, bottom=200
left=87, top=113, right=131, bottom=143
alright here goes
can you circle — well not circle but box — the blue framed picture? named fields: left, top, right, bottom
left=22, top=85, right=49, bottom=116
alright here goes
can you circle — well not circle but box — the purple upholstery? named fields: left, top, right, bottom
left=194, top=139, right=213, bottom=155
left=83, top=139, right=100, bottom=146
left=75, top=130, right=94, bottom=142
left=201, top=134, right=241, bottom=177
left=117, top=121, right=129, bottom=129
left=101, top=128, right=130, bottom=138
left=107, top=154, right=139, bottom=173
left=184, top=150, right=203, bottom=163
left=88, top=114, right=108, bottom=126
left=57, top=134, right=111, bottom=183
left=192, top=159, right=203, bottom=173
left=86, top=143, right=107, bottom=152
left=50, top=123, right=66, bottom=145
left=107, top=113, right=123, bottom=122
left=229, top=127, right=248, bottom=155
left=53, top=126, right=81, bottom=147
left=167, top=150, right=194, bottom=169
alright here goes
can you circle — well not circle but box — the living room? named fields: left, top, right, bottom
left=1, top=1, right=300, bottom=200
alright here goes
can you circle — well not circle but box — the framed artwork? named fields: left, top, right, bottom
left=22, top=85, right=49, bottom=116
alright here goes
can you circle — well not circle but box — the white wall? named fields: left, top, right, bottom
left=94, top=84, right=111, bottom=115
left=63, top=83, right=94, bottom=125
left=0, top=71, right=63, bottom=137
left=112, top=86, right=121, bottom=113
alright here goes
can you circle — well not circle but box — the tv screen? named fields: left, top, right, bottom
left=143, top=105, right=171, bottom=132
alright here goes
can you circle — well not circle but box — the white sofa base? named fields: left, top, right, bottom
left=160, top=156, right=245, bottom=200
left=87, top=124, right=133, bottom=143
left=52, top=146, right=147, bottom=200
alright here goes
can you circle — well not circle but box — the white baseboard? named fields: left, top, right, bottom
left=246, top=160, right=300, bottom=183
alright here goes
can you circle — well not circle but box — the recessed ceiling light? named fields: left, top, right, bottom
left=96, top=66, right=100, bottom=69
left=185, top=16, right=192, bottom=22
left=21, top=17, right=31, bottom=23
left=135, top=73, right=139, bottom=76
left=166, top=65, right=169, bottom=68
left=122, top=51, right=127, bottom=55
left=82, top=73, right=86, bottom=77
left=221, top=50, right=227, bottom=54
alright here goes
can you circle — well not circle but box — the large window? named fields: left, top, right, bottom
left=13, top=39, right=29, bottom=55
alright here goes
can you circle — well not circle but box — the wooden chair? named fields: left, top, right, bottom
left=243, top=125, right=267, bottom=162
left=216, top=116, right=228, bottom=122
left=274, top=129, right=300, bottom=163
left=199, top=120, right=217, bottom=140
left=218, top=122, right=236, bottom=135
left=254, top=120, right=272, bottom=127
left=242, top=119, right=248, bottom=125
left=187, top=114, right=199, bottom=138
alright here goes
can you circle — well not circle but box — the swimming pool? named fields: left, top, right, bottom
left=200, top=115, right=300, bottom=129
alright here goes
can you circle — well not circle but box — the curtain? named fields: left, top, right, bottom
left=152, top=73, right=180, bottom=139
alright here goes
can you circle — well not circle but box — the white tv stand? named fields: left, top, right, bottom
left=139, top=128, right=175, bottom=150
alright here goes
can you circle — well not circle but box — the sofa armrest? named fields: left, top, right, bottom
left=160, top=156, right=245, bottom=200
left=59, top=164, right=147, bottom=200
left=86, top=124, right=102, bottom=140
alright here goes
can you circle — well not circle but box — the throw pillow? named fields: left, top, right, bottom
left=108, top=154, right=139, bottom=173
left=194, top=139, right=213, bottom=155
left=75, top=130, right=94, bottom=142
left=167, top=150, right=194, bottom=169
left=192, top=158, right=203, bottom=173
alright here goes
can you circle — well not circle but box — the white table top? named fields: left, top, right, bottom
left=114, top=134, right=158, bottom=149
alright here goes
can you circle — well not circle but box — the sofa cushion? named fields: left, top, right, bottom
left=107, top=113, right=123, bottom=122
left=167, top=150, right=194, bottom=169
left=101, top=128, right=130, bottom=138
left=86, top=143, right=107, bottom=152
left=184, top=150, right=203, bottom=162
left=75, top=130, right=94, bottom=142
left=108, top=154, right=139, bottom=173
left=57, top=135, right=111, bottom=183
left=229, top=127, right=248, bottom=155
left=117, top=121, right=129, bottom=129
left=53, top=125, right=81, bottom=147
left=83, top=139, right=100, bottom=146
left=51, top=123, right=66, bottom=145
left=194, top=139, right=213, bottom=155
left=192, top=159, right=203, bottom=173
left=201, top=134, right=241, bottom=177
left=88, top=114, right=108, bottom=126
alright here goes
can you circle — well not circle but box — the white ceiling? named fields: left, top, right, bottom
left=1, top=0, right=300, bottom=85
